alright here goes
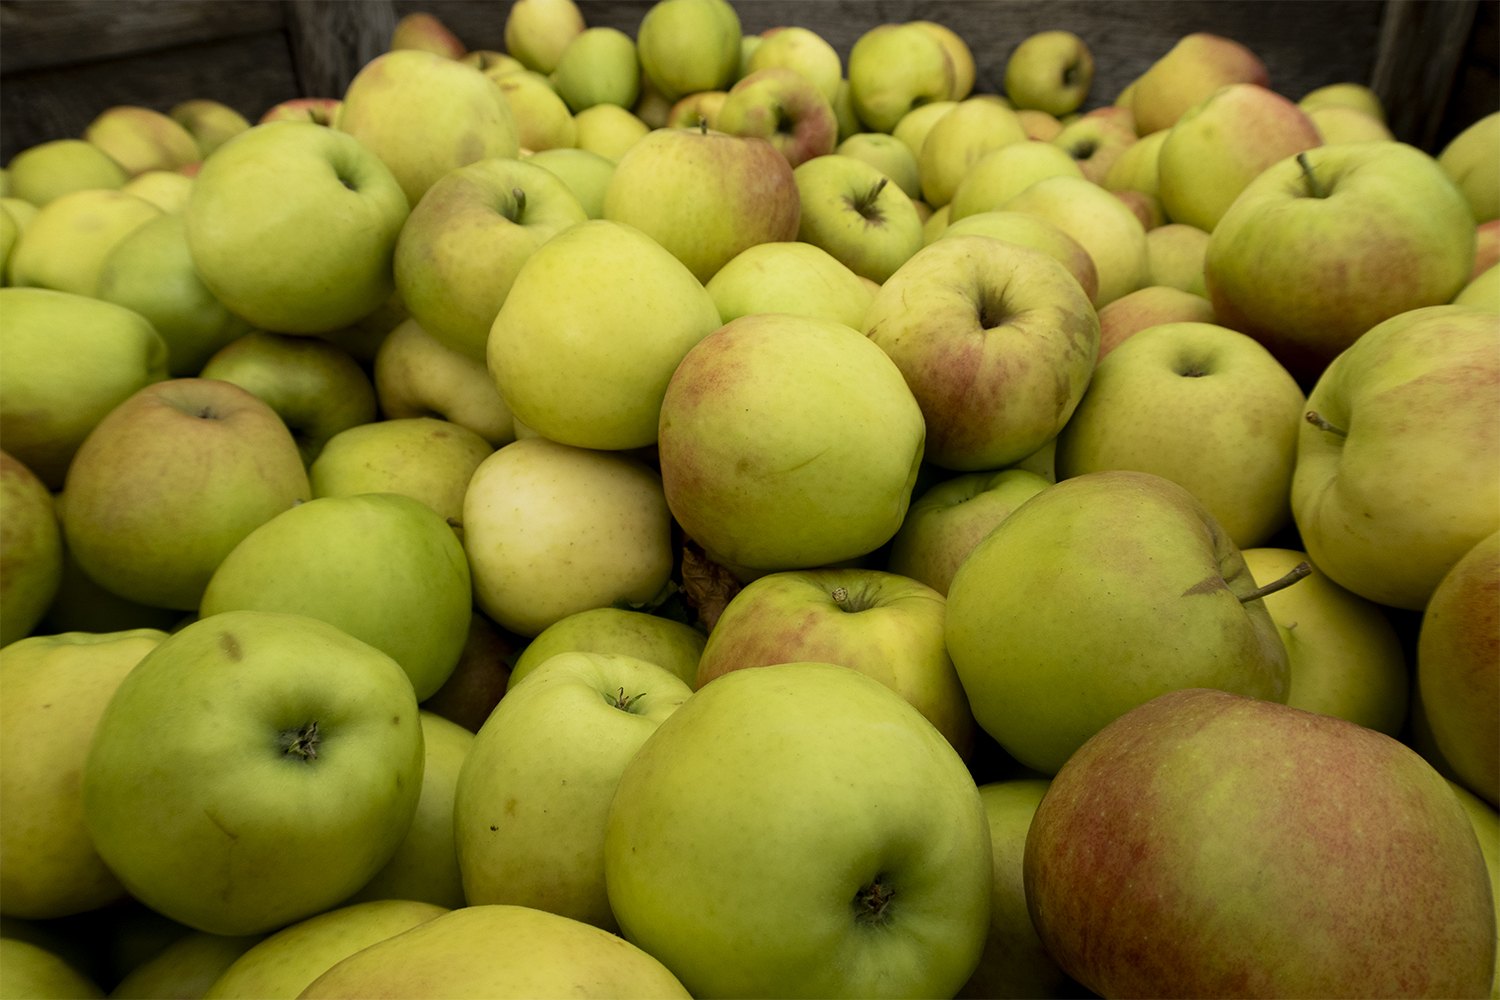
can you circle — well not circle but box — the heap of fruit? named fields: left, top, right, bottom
left=1, top=0, right=1497, bottom=996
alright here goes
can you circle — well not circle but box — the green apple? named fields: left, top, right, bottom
left=203, top=899, right=448, bottom=1000
left=1447, top=779, right=1500, bottom=998
left=455, top=652, right=691, bottom=929
left=1004, top=30, right=1094, bottom=117
left=508, top=606, right=706, bottom=690
left=792, top=152, right=923, bottom=283
left=0, top=628, right=165, bottom=919
left=390, top=11, right=466, bottom=59
left=1205, top=141, right=1475, bottom=381
left=886, top=467, right=1051, bottom=597
left=463, top=49, right=525, bottom=76
left=309, top=417, right=493, bottom=525
left=657, top=312, right=925, bottom=575
left=109, top=930, right=264, bottom=1000
left=492, top=69, right=577, bottom=152
left=635, top=0, right=740, bottom=102
left=6, top=187, right=161, bottom=295
left=83, top=105, right=200, bottom=176
left=1455, top=261, right=1500, bottom=311
left=946, top=140, right=1085, bottom=222
left=4, top=138, right=127, bottom=206
left=552, top=26, right=639, bottom=112
left=1307, top=103, right=1395, bottom=144
left=1299, top=81, right=1386, bottom=121
left=1094, top=285, right=1217, bottom=358
left=746, top=26, right=841, bottom=104
left=373, top=317, right=515, bottom=446
left=185, top=121, right=409, bottom=335
left=716, top=66, right=839, bottom=168
left=917, top=96, right=1028, bottom=208
left=298, top=904, right=691, bottom=998
left=946, top=470, right=1290, bottom=774
left=864, top=235, right=1099, bottom=471
left=1144, top=221, right=1210, bottom=295
left=394, top=156, right=587, bottom=362
left=1418, top=530, right=1499, bottom=807
left=604, top=661, right=992, bottom=998
left=835, top=131, right=922, bottom=199
left=1129, top=32, right=1269, bottom=135
left=38, top=539, right=185, bottom=638
left=463, top=438, right=674, bottom=637
left=0, top=938, right=104, bottom=999
left=1025, top=687, right=1497, bottom=997
left=890, top=99, right=957, bottom=158
left=913, top=20, right=974, bottom=100
left=60, top=377, right=310, bottom=611
left=488, top=218, right=721, bottom=450
left=1292, top=305, right=1500, bottom=610
left=0, top=288, right=168, bottom=489
left=0, top=452, right=62, bottom=647
left=1102, top=126, right=1166, bottom=195
left=1002, top=173, right=1150, bottom=307
left=503, top=0, right=585, bottom=74
left=82, top=610, right=425, bottom=935
left=704, top=239, right=872, bottom=329
left=1050, top=111, right=1137, bottom=186
left=847, top=23, right=956, bottom=133
left=664, top=89, right=727, bottom=130
left=938, top=210, right=1100, bottom=304
left=1241, top=547, right=1408, bottom=735
left=120, top=166, right=195, bottom=211
left=169, top=99, right=252, bottom=159
left=525, top=146, right=616, bottom=218
left=573, top=102, right=652, bottom=161
left=1438, top=111, right=1500, bottom=223
left=602, top=125, right=800, bottom=284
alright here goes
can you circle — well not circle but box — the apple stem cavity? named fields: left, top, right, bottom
left=1238, top=561, right=1312, bottom=604
left=279, top=721, right=321, bottom=762
left=853, top=875, right=895, bottom=926
left=847, top=177, right=889, bottom=222
left=1297, top=152, right=1328, bottom=199
left=829, top=585, right=875, bottom=613
left=511, top=186, right=527, bottom=221
left=1304, top=409, right=1348, bottom=436
left=610, top=687, right=648, bottom=713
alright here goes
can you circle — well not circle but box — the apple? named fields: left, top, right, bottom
left=1094, top=285, right=1217, bottom=359
left=552, top=26, right=640, bottom=112
left=1004, top=30, right=1094, bottom=117
left=525, top=146, right=616, bottom=218
left=946, top=470, right=1290, bottom=774
left=4, top=138, right=127, bottom=205
left=258, top=97, right=341, bottom=126
left=1299, top=81, right=1386, bottom=121
left=1438, top=111, right=1499, bottom=223
left=1472, top=218, right=1500, bottom=277
left=913, top=19, right=974, bottom=100
left=886, top=467, right=1052, bottom=597
left=1308, top=103, right=1395, bottom=144
left=664, top=89, right=727, bottom=130
left=105, top=930, right=265, bottom=1000
left=418, top=611, right=517, bottom=733
left=0, top=938, right=104, bottom=999
left=1101, top=126, right=1166, bottom=195
left=946, top=141, right=1085, bottom=222
left=1002, top=174, right=1150, bottom=306
left=6, top=187, right=161, bottom=295
left=917, top=96, right=1028, bottom=209
left=1418, top=529, right=1499, bottom=806
left=572, top=102, right=652, bottom=161
left=604, top=661, right=992, bottom=998
left=1204, top=142, right=1476, bottom=382
left=1129, top=32, right=1270, bottom=135
left=1113, top=188, right=1164, bottom=231
left=657, top=312, right=925, bottom=576
left=889, top=98, right=956, bottom=156
left=792, top=152, right=923, bottom=283
left=83, top=105, right=200, bottom=176
left=1291, top=305, right=1500, bottom=611
left=169, top=99, right=251, bottom=159
left=508, top=606, right=706, bottom=691
left=1448, top=780, right=1500, bottom=998
left=846, top=22, right=955, bottom=133
left=0, top=452, right=63, bottom=647
left=1050, top=112, right=1136, bottom=186
left=835, top=131, right=922, bottom=199
left=863, top=235, right=1099, bottom=471
left=635, top=0, right=741, bottom=102
left=394, top=155, right=587, bottom=362
left=1241, top=547, right=1408, bottom=735
left=1024, top=687, right=1497, bottom=998
left=309, top=416, right=492, bottom=525
left=631, top=70, right=674, bottom=129
left=119, top=168, right=193, bottom=213
left=463, top=437, right=675, bottom=638
left=493, top=69, right=578, bottom=153
left=746, top=25, right=843, bottom=104
left=487, top=218, right=722, bottom=451
left=60, top=377, right=310, bottom=611
left=0, top=287, right=168, bottom=489
left=389, top=9, right=466, bottom=58
left=373, top=316, right=515, bottom=447
left=716, top=66, right=838, bottom=168
left=1455, top=262, right=1500, bottom=310
left=937, top=210, right=1100, bottom=304
left=38, top=538, right=185, bottom=638
left=1144, top=221, right=1210, bottom=295
left=602, top=125, right=800, bottom=284
left=1016, top=108, right=1064, bottom=141
left=704, top=239, right=872, bottom=329
left=82, top=610, right=425, bottom=935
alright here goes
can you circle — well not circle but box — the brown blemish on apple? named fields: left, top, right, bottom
left=219, top=632, right=242, bottom=661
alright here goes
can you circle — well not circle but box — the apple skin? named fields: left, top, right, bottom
left=835, top=131, right=922, bottom=199
left=603, top=661, right=993, bottom=999
left=1291, top=304, right=1500, bottom=611
left=937, top=210, right=1100, bottom=305
left=634, top=0, right=741, bottom=102
left=0, top=451, right=63, bottom=647
left=508, top=606, right=705, bottom=690
left=1418, top=530, right=1500, bottom=807
left=1308, top=103, right=1395, bottom=144
left=891, top=99, right=958, bottom=158
left=1455, top=263, right=1500, bottom=311
left=7, top=187, right=161, bottom=296
left=846, top=22, right=956, bottom=133
left=1128, top=32, right=1269, bottom=136
left=1299, top=81, right=1386, bottom=121
left=309, top=416, right=493, bottom=525
left=1050, top=113, right=1136, bottom=186
left=0, top=938, right=104, bottom=999
left=792, top=152, right=923, bottom=283
left=258, top=97, right=341, bottom=126
left=1438, top=111, right=1499, bottom=224
left=716, top=66, right=838, bottom=168
left=170, top=99, right=251, bottom=159
left=1004, top=30, right=1094, bottom=117
left=108, top=930, right=265, bottom=1000
left=390, top=11, right=466, bottom=58
left=525, top=146, right=616, bottom=219
left=947, top=141, right=1085, bottom=222
left=1094, top=285, right=1217, bottom=359
left=1102, top=127, right=1166, bottom=196
left=917, top=97, right=1029, bottom=209
left=1446, top=779, right=1500, bottom=999
left=1024, top=687, right=1497, bottom=999
left=574, top=103, right=652, bottom=161
left=503, top=0, right=584, bottom=74
left=746, top=25, right=843, bottom=105
left=945, top=470, right=1289, bottom=775
left=373, top=317, right=515, bottom=448
left=4, top=138, right=127, bottom=206
left=81, top=610, right=426, bottom=936
left=1001, top=173, right=1150, bottom=307
left=1144, top=221, right=1210, bottom=295
left=493, top=69, right=578, bottom=152
left=83, top=105, right=200, bottom=177
left=704, top=239, right=873, bottom=329
left=553, top=26, right=640, bottom=113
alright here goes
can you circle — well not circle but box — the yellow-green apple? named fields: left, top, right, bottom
left=664, top=89, right=727, bottom=129
left=958, top=779, right=1070, bottom=999
left=1003, top=30, right=1093, bottom=117
left=631, top=70, right=674, bottom=128
left=1101, top=126, right=1165, bottom=196
left=695, top=568, right=975, bottom=755
left=1291, top=305, right=1500, bottom=610
left=704, top=239, right=872, bottom=328
left=1299, top=81, right=1386, bottom=121
left=604, top=661, right=992, bottom=998
left=6, top=187, right=160, bottom=295
left=82, top=610, right=425, bottom=935
left=199, top=492, right=471, bottom=700
left=298, top=904, right=691, bottom=999
left=602, top=125, right=799, bottom=283
left=373, top=317, right=514, bottom=446
left=716, top=66, right=838, bottom=168
left=746, top=25, right=842, bottom=104
left=525, top=146, right=615, bottom=218
left=1241, top=546, right=1408, bottom=735
left=120, top=168, right=194, bottom=213
left=1050, top=112, right=1135, bottom=185
left=835, top=131, right=921, bottom=199
left=1448, top=780, right=1500, bottom=998
left=635, top=0, right=741, bottom=101
left=169, top=99, right=251, bottom=159
left=203, top=900, right=448, bottom=1000
left=1114, top=188, right=1164, bottom=230
left=553, top=26, right=639, bottom=112
left=947, top=470, right=1290, bottom=774
left=1438, top=111, right=1499, bottom=223
left=1204, top=142, right=1475, bottom=382
left=185, top=121, right=408, bottom=334
left=917, top=96, right=1027, bottom=208
left=0, top=205, right=16, bottom=280
left=913, top=20, right=974, bottom=100
left=1455, top=263, right=1500, bottom=310
left=946, top=141, right=1085, bottom=222
left=921, top=202, right=950, bottom=243
left=503, top=0, right=584, bottom=74
left=1418, top=530, right=1499, bottom=806
left=463, top=438, right=674, bottom=637
left=572, top=102, right=652, bottom=160
left=792, top=153, right=923, bottom=283
left=0, top=629, right=164, bottom=919
left=106, top=930, right=264, bottom=1000
left=1144, top=221, right=1210, bottom=294
left=464, top=48, right=526, bottom=77
left=0, top=287, right=167, bottom=489
left=4, top=138, right=127, bottom=205
left=394, top=156, right=587, bottom=361
left=487, top=218, right=721, bottom=450
left=83, top=105, right=200, bottom=176
left=886, top=467, right=1052, bottom=597
left=1158, top=83, right=1323, bottom=232
left=1471, top=218, right=1500, bottom=277
left=0, top=453, right=62, bottom=647
left=847, top=23, right=955, bottom=133
left=336, top=50, right=519, bottom=206
left=38, top=538, right=184, bottom=638
left=1016, top=108, right=1064, bottom=141
left=0, top=938, right=103, bottom=999
left=508, top=607, right=705, bottom=690
left=309, top=417, right=492, bottom=525
left=60, top=378, right=309, bottom=610
left=455, top=652, right=691, bottom=928
left=1024, top=687, right=1497, bottom=998
left=417, top=612, right=517, bottom=734
left=1094, top=285, right=1217, bottom=359
left=1129, top=32, right=1269, bottom=136
left=1308, top=104, right=1395, bottom=144
left=864, top=235, right=1099, bottom=471
left=657, top=313, right=925, bottom=576
left=891, top=98, right=957, bottom=156
left=258, top=96, right=341, bottom=126
left=1002, top=174, right=1150, bottom=306
left=491, top=69, right=577, bottom=152
left=938, top=210, right=1100, bottom=304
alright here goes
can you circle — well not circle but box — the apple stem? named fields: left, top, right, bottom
left=1239, top=561, right=1312, bottom=604
left=511, top=186, right=526, bottom=220
left=1297, top=152, right=1328, bottom=199
left=1304, top=410, right=1348, bottom=436
left=698, top=116, right=709, bottom=135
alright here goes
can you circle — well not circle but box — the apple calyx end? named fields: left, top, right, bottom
left=853, top=875, right=895, bottom=926
left=610, top=687, right=648, bottom=713
left=279, top=720, right=321, bottom=761
left=1304, top=409, right=1347, bottom=436
left=1239, top=561, right=1312, bottom=604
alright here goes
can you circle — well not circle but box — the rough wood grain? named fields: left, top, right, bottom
left=0, top=0, right=283, bottom=73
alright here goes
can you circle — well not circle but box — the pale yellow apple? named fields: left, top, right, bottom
left=492, top=69, right=578, bottom=151
left=373, top=317, right=515, bottom=447
left=913, top=20, right=975, bottom=100
left=119, top=169, right=194, bottom=213
left=504, top=0, right=585, bottom=74
left=83, top=105, right=200, bottom=176
left=572, top=102, right=652, bottom=161
left=918, top=96, right=1028, bottom=208
left=947, top=140, right=1084, bottom=222
left=1299, top=81, right=1386, bottom=122
left=938, top=209, right=1101, bottom=305
left=1002, top=174, right=1150, bottom=306
left=891, top=99, right=957, bottom=157
left=6, top=188, right=161, bottom=295
left=847, top=23, right=956, bottom=133
left=705, top=239, right=874, bottom=329
left=0, top=938, right=104, bottom=999
left=1308, top=105, right=1395, bottom=144
left=1102, top=127, right=1167, bottom=195
left=1438, top=111, right=1500, bottom=223
left=4, top=138, right=127, bottom=205
left=508, top=606, right=706, bottom=690
left=1145, top=222, right=1211, bottom=295
left=310, top=417, right=493, bottom=524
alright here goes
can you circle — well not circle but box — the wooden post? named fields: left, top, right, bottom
left=282, top=0, right=396, bottom=98
left=1371, top=0, right=1480, bottom=150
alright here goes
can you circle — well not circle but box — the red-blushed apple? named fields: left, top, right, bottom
left=83, top=105, right=200, bottom=177
left=715, top=66, right=838, bottom=167
left=258, top=97, right=341, bottom=126
left=1095, top=285, right=1217, bottom=360
left=390, top=11, right=466, bottom=58
left=1128, top=32, right=1269, bottom=136
left=1050, top=112, right=1136, bottom=186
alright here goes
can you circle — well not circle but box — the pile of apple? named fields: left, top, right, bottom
left=1, top=0, right=1498, bottom=996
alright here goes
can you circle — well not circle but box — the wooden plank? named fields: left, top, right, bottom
left=1372, top=0, right=1482, bottom=150
left=284, top=0, right=398, bottom=97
